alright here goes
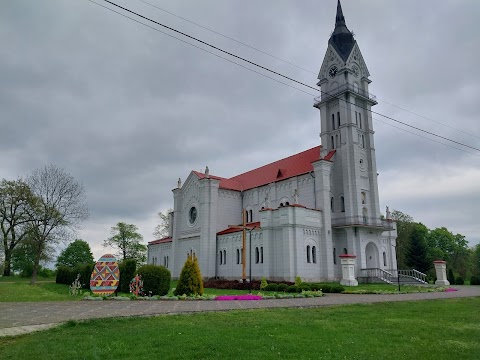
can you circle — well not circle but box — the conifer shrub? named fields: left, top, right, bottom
left=455, top=276, right=464, bottom=285
left=137, top=264, right=171, bottom=296
left=276, top=283, right=288, bottom=292
left=470, top=276, right=480, bottom=285
left=294, top=276, right=302, bottom=287
left=260, top=277, right=268, bottom=290
left=447, top=268, right=455, bottom=284
left=174, top=255, right=204, bottom=296
left=119, top=259, right=137, bottom=293
left=264, top=283, right=278, bottom=291
left=287, top=285, right=298, bottom=293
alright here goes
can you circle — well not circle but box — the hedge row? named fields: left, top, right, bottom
left=56, top=264, right=94, bottom=289
left=119, top=259, right=137, bottom=293
left=263, top=282, right=344, bottom=293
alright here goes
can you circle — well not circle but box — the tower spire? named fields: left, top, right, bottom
left=335, top=0, right=346, bottom=27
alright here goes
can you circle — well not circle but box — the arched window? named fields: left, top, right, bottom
left=355, top=112, right=358, bottom=126
left=363, top=207, right=368, bottom=224
left=255, top=247, right=259, bottom=264
left=331, top=197, right=335, bottom=212
left=331, top=136, right=335, bottom=148
left=312, top=246, right=317, bottom=264
left=340, top=196, right=345, bottom=212
left=223, top=250, right=226, bottom=265
left=337, top=111, right=340, bottom=127
left=285, top=202, right=289, bottom=206
left=336, top=134, right=339, bottom=148
left=332, top=114, right=335, bottom=130
left=166, top=256, right=169, bottom=268
left=249, top=210, right=253, bottom=222
left=236, top=249, right=240, bottom=264
left=383, top=252, right=387, bottom=267
left=260, top=247, right=264, bottom=263
left=359, top=113, right=362, bottom=129
left=280, top=203, right=284, bottom=207
left=343, top=248, right=348, bottom=255
left=361, top=192, right=366, bottom=204
left=362, top=135, right=365, bottom=148
left=219, top=251, right=223, bottom=265
left=245, top=210, right=249, bottom=223
left=307, top=245, right=311, bottom=263
left=333, top=248, right=337, bottom=265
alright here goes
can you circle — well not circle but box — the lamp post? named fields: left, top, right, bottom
left=248, top=225, right=257, bottom=294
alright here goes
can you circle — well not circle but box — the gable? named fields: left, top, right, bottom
left=318, top=44, right=344, bottom=81
left=345, top=42, right=370, bottom=78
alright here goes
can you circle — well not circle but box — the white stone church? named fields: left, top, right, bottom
left=148, top=1, right=398, bottom=282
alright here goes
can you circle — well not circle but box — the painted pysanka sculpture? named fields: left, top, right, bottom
left=90, top=254, right=120, bottom=295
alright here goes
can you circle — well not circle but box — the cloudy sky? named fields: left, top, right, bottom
left=1, top=0, right=479, bottom=261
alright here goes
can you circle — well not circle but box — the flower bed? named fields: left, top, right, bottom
left=215, top=294, right=263, bottom=301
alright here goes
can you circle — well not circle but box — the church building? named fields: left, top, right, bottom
left=148, top=1, right=398, bottom=282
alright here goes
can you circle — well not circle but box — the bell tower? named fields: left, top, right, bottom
left=314, top=0, right=385, bottom=265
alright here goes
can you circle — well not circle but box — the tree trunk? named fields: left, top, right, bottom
left=29, top=244, right=42, bottom=285
left=2, top=248, right=12, bottom=276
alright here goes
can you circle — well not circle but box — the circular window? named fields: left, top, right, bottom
left=188, top=206, right=197, bottom=225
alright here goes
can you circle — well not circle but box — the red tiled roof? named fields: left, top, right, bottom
left=217, top=222, right=261, bottom=236
left=195, top=146, right=323, bottom=191
left=148, top=237, right=172, bottom=245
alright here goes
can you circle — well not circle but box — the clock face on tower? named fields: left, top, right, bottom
left=329, top=66, right=338, bottom=78
left=352, top=65, right=359, bottom=77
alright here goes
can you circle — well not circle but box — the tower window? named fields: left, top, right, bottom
left=340, top=196, right=345, bottom=212
left=383, top=252, right=387, bottom=267
left=359, top=113, right=362, bottom=129
left=355, top=112, right=358, bottom=126
left=343, top=248, right=348, bottom=255
left=361, top=192, right=366, bottom=204
left=333, top=248, right=337, bottom=265
left=331, top=197, right=335, bottom=212
left=332, top=114, right=335, bottom=130
left=336, top=134, right=339, bottom=148
left=362, top=135, right=365, bottom=148
left=307, top=245, right=311, bottom=263
left=337, top=112, right=340, bottom=127
left=331, top=136, right=335, bottom=148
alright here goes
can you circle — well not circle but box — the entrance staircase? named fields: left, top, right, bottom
left=359, top=268, right=428, bottom=285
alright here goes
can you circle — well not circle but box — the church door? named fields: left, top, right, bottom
left=365, top=242, right=379, bottom=269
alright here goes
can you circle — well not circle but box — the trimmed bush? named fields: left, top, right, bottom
left=137, top=265, right=171, bottom=296
left=309, top=283, right=322, bottom=291
left=330, top=284, right=345, bottom=293
left=294, top=276, right=302, bottom=287
left=455, top=276, right=464, bottom=285
left=276, top=283, right=288, bottom=292
left=56, top=266, right=76, bottom=285
left=119, top=259, right=137, bottom=293
left=298, top=283, right=311, bottom=292
left=264, top=284, right=278, bottom=292
left=260, top=277, right=268, bottom=290
left=287, top=285, right=298, bottom=293
left=174, top=255, right=203, bottom=296
left=470, top=276, right=480, bottom=285
left=447, top=268, right=455, bottom=285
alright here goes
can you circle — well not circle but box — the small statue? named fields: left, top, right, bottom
left=386, top=206, right=391, bottom=220
left=205, top=166, right=209, bottom=177
left=177, top=177, right=182, bottom=188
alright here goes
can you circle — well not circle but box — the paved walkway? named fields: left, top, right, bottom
left=1, top=286, right=479, bottom=337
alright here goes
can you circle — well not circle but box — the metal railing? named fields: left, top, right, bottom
left=388, top=269, right=428, bottom=284
left=314, top=83, right=377, bottom=106
left=360, top=268, right=395, bottom=284
left=360, top=268, right=428, bottom=285
left=331, top=216, right=395, bottom=230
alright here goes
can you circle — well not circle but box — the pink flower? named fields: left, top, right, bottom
left=444, top=288, right=458, bottom=292
left=215, top=295, right=263, bottom=301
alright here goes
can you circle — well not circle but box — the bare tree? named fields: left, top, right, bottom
left=0, top=179, right=38, bottom=276
left=27, top=165, right=89, bottom=284
left=153, top=208, right=172, bottom=239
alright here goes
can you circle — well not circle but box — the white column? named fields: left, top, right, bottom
left=339, top=254, right=358, bottom=286
left=433, top=260, right=450, bottom=286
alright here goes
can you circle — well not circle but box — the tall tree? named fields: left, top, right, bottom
left=104, top=222, right=147, bottom=264
left=27, top=165, right=89, bottom=285
left=406, top=222, right=431, bottom=274
left=11, top=234, right=53, bottom=277
left=390, top=210, right=414, bottom=269
left=56, top=239, right=94, bottom=268
left=0, top=179, right=38, bottom=276
left=473, top=244, right=480, bottom=277
left=153, top=209, right=173, bottom=239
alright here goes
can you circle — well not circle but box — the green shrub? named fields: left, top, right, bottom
left=470, top=276, right=480, bottom=285
left=298, top=283, right=311, bottom=292
left=321, top=284, right=332, bottom=293
left=264, top=284, right=278, bottom=291
left=38, top=268, right=56, bottom=278
left=330, top=284, right=345, bottom=293
left=174, top=255, right=203, bottom=296
left=287, top=285, right=298, bottom=293
left=260, top=277, right=268, bottom=290
left=447, top=268, right=455, bottom=285
left=119, top=259, right=137, bottom=293
left=309, top=283, right=322, bottom=291
left=137, top=265, right=171, bottom=296
left=56, top=266, right=76, bottom=285
left=294, top=276, right=302, bottom=287
left=455, top=276, right=464, bottom=285
left=276, top=283, right=288, bottom=292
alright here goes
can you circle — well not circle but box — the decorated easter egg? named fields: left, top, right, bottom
left=90, top=254, right=120, bottom=295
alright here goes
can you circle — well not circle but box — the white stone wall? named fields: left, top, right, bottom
left=147, top=243, right=173, bottom=271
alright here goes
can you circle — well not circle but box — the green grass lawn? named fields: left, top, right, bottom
left=1, top=298, right=479, bottom=359
left=0, top=282, right=79, bottom=302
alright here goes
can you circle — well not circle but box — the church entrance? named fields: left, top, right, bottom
left=365, top=242, right=379, bottom=268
